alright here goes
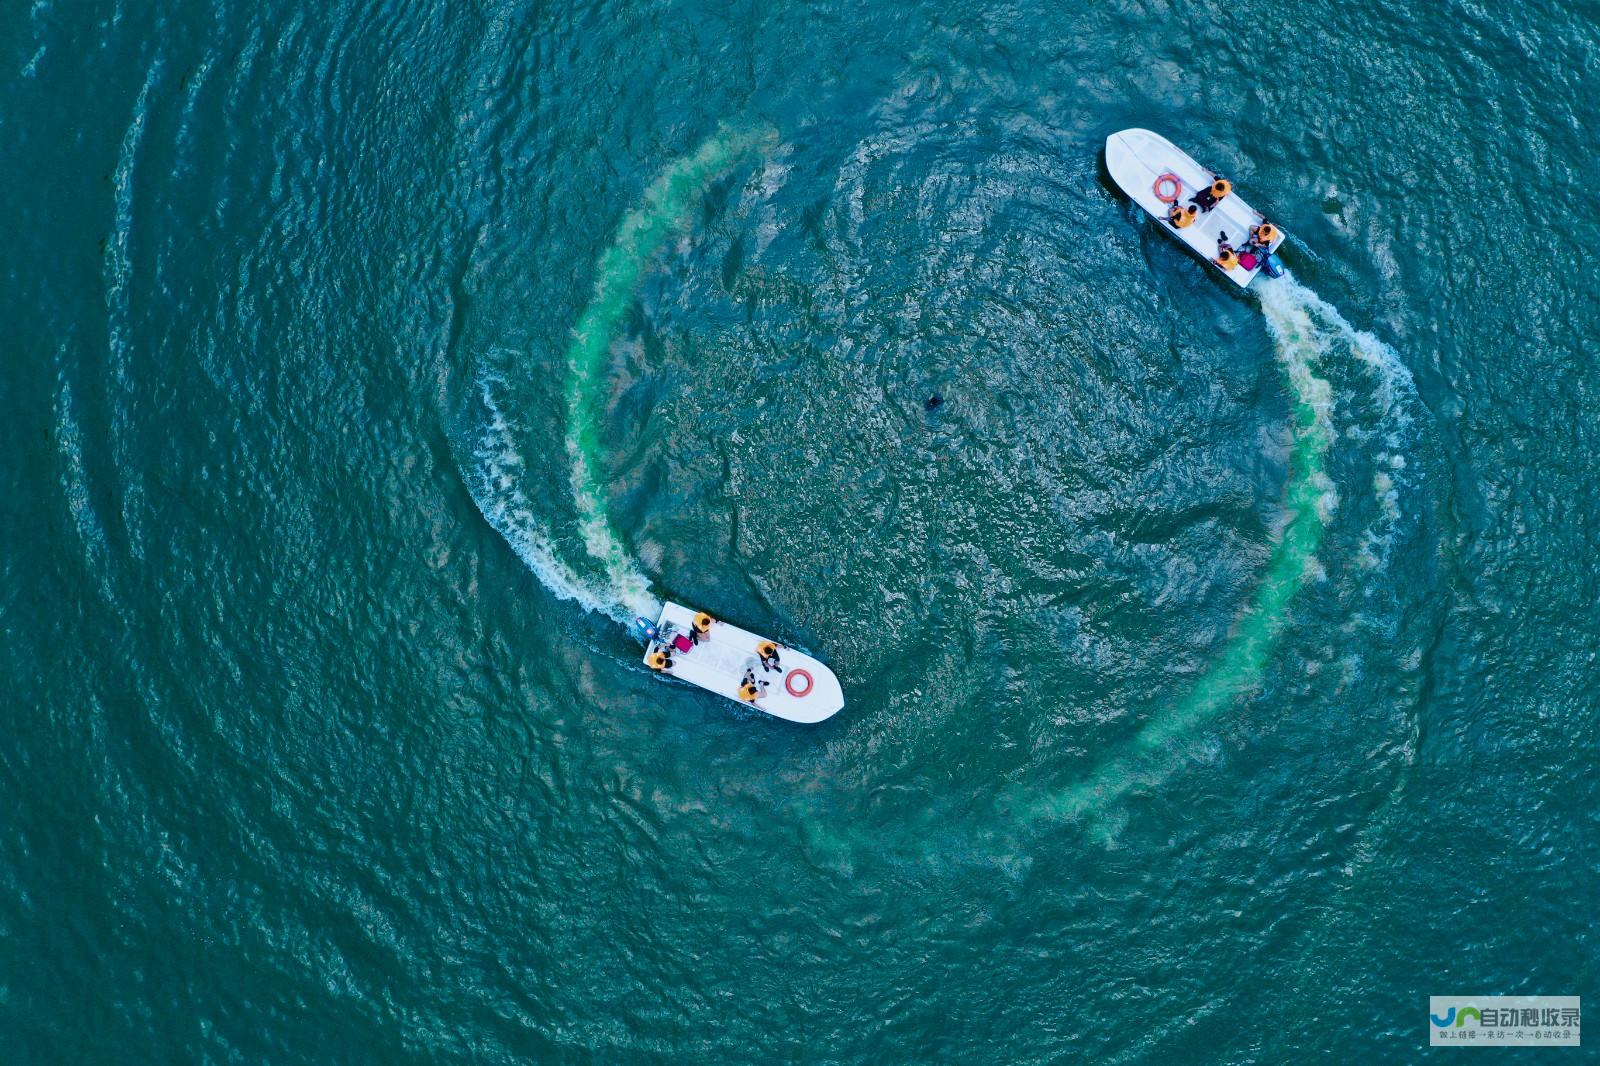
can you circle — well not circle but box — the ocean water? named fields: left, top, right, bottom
left=4, top=0, right=1598, bottom=1060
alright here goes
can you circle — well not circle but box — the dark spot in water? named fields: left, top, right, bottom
left=925, top=393, right=943, bottom=411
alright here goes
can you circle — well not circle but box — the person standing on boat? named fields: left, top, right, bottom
left=1190, top=177, right=1232, bottom=212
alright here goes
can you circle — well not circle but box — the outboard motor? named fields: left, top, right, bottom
left=631, top=616, right=660, bottom=645
left=1262, top=252, right=1286, bottom=279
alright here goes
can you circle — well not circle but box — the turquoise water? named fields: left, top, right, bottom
left=5, top=0, right=1598, bottom=1060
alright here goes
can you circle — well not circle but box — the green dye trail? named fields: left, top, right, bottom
left=563, top=124, right=776, bottom=620
left=1027, top=274, right=1338, bottom=830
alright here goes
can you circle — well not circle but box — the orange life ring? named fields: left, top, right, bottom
left=785, top=669, right=814, bottom=698
left=1153, top=173, right=1181, bottom=203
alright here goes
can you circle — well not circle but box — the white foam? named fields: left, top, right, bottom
left=752, top=159, right=792, bottom=258
left=1260, top=272, right=1420, bottom=574
left=1270, top=274, right=1416, bottom=445
left=1257, top=277, right=1340, bottom=523
left=1358, top=469, right=1404, bottom=570
left=465, top=376, right=643, bottom=624
left=53, top=360, right=111, bottom=582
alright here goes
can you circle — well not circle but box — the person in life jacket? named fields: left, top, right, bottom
left=756, top=640, right=782, bottom=673
left=1215, top=231, right=1240, bottom=270
left=1190, top=177, right=1232, bottom=212
left=648, top=650, right=671, bottom=671
left=1167, top=203, right=1200, bottom=229
left=1239, top=221, right=1278, bottom=271
left=1250, top=221, right=1278, bottom=247
left=691, top=612, right=713, bottom=645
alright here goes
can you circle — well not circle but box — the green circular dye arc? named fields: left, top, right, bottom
left=563, top=124, right=776, bottom=620
left=1144, top=350, right=1330, bottom=748
left=1029, top=281, right=1336, bottom=827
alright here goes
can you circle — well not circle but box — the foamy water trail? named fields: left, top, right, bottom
left=465, top=375, right=629, bottom=622
left=1268, top=274, right=1417, bottom=572
left=1269, top=274, right=1415, bottom=438
left=564, top=124, right=776, bottom=621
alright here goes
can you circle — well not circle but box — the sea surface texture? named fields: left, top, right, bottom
left=4, top=0, right=1597, bottom=1060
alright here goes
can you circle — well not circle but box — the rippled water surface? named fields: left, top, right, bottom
left=4, top=0, right=1598, bottom=1060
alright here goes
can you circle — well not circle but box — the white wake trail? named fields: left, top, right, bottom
left=464, top=375, right=635, bottom=623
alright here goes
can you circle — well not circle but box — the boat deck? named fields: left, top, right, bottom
left=1104, top=128, right=1284, bottom=288
left=644, top=602, right=844, bottom=723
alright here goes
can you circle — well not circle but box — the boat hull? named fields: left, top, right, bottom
left=1104, top=128, right=1285, bottom=288
left=642, top=602, right=845, bottom=723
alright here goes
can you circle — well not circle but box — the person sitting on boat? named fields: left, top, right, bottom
left=1236, top=222, right=1277, bottom=270
left=1166, top=203, right=1199, bottom=229
left=1190, top=177, right=1232, bottom=213
left=1249, top=221, right=1278, bottom=247
left=691, top=611, right=713, bottom=644
left=738, top=668, right=763, bottom=702
left=648, top=649, right=672, bottom=671
left=1215, top=232, right=1240, bottom=270
left=1237, top=222, right=1276, bottom=272
left=757, top=640, right=782, bottom=673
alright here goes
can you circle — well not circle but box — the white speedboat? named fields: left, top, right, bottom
left=633, top=602, right=844, bottom=723
left=1104, top=128, right=1285, bottom=288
